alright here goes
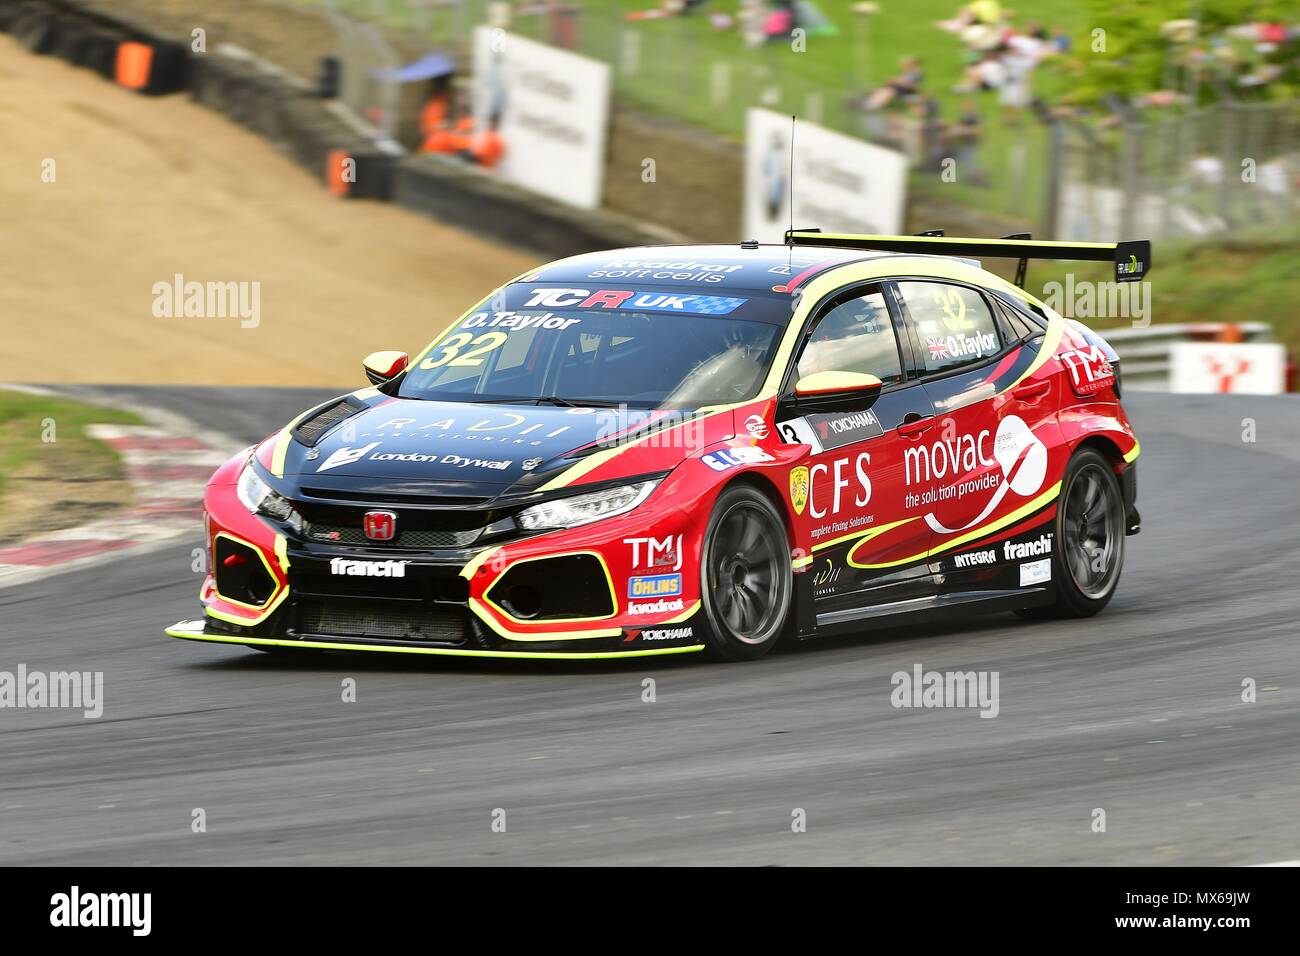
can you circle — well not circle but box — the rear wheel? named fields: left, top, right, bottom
left=699, top=485, right=793, bottom=661
left=1019, top=447, right=1125, bottom=619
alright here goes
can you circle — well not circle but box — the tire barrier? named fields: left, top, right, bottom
left=112, top=33, right=187, bottom=95
left=191, top=52, right=393, bottom=201
left=2, top=1, right=187, bottom=93
left=393, top=155, right=679, bottom=257
left=9, top=4, right=55, bottom=54
left=79, top=26, right=121, bottom=81
left=326, top=148, right=396, bottom=202
left=48, top=9, right=85, bottom=63
left=4, top=0, right=674, bottom=245
left=190, top=53, right=288, bottom=140
left=0, top=2, right=29, bottom=33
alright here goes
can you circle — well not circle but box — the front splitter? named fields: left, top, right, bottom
left=164, top=620, right=705, bottom=660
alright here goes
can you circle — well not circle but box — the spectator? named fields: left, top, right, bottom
left=953, top=48, right=1006, bottom=93
left=999, top=33, right=1045, bottom=124
left=762, top=0, right=798, bottom=43
left=467, top=117, right=505, bottom=168
left=945, top=99, right=987, bottom=185
left=866, top=56, right=924, bottom=109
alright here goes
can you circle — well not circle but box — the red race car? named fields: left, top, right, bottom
left=166, top=232, right=1146, bottom=661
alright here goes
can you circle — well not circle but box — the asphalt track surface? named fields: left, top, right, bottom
left=1, top=386, right=1297, bottom=866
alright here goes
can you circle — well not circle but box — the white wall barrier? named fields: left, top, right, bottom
left=1098, top=323, right=1285, bottom=393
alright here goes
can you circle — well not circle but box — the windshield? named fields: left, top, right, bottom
left=398, top=283, right=788, bottom=408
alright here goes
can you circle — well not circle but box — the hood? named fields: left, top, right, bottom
left=278, top=398, right=669, bottom=492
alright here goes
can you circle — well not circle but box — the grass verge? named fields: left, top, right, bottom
left=0, top=391, right=143, bottom=547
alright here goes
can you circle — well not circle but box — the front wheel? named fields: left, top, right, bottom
left=1019, top=447, right=1125, bottom=619
left=699, top=485, right=793, bottom=661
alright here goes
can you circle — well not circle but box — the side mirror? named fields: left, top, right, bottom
left=362, top=350, right=408, bottom=385
left=790, top=371, right=883, bottom=412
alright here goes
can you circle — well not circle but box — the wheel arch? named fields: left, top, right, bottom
left=1071, top=433, right=1127, bottom=473
left=1069, top=433, right=1140, bottom=535
left=720, top=470, right=795, bottom=546
left=714, top=469, right=815, bottom=643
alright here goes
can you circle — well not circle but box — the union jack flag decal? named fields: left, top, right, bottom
left=926, top=336, right=950, bottom=359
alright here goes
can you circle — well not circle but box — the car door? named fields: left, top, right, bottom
left=891, top=279, right=1062, bottom=590
left=775, top=283, right=938, bottom=613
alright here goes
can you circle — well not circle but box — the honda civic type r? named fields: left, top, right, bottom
left=166, top=232, right=1147, bottom=662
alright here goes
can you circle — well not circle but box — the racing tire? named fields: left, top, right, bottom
left=699, top=485, right=793, bottom=661
left=1017, top=447, right=1125, bottom=619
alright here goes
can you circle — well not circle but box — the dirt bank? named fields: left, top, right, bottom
left=0, top=34, right=537, bottom=387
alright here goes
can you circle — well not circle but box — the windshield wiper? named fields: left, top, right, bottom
left=493, top=396, right=626, bottom=408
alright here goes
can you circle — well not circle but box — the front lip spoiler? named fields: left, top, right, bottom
left=164, top=620, right=704, bottom=660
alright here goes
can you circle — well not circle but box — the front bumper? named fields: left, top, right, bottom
left=164, top=619, right=704, bottom=660
left=170, top=477, right=708, bottom=659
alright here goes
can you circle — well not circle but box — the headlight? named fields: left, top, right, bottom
left=515, top=480, right=659, bottom=532
left=237, top=461, right=298, bottom=527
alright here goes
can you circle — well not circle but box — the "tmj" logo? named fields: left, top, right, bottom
left=624, top=534, right=683, bottom=571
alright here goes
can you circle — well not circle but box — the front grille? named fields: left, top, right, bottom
left=303, top=522, right=483, bottom=549
left=300, top=487, right=492, bottom=508
left=299, top=600, right=469, bottom=643
left=292, top=569, right=467, bottom=603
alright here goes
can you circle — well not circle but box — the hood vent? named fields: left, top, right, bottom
left=293, top=397, right=368, bottom=447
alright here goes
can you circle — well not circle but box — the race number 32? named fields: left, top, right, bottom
left=419, top=331, right=508, bottom=369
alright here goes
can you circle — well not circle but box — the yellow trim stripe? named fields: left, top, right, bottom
left=165, top=626, right=703, bottom=660
left=1123, top=440, right=1141, bottom=463
left=846, top=481, right=1062, bottom=570
left=459, top=546, right=501, bottom=581
left=204, top=588, right=290, bottom=627
left=269, top=409, right=311, bottom=479
left=211, top=532, right=283, bottom=612
left=537, top=444, right=629, bottom=493
left=804, top=232, right=1114, bottom=251
left=269, top=388, right=382, bottom=479
left=812, top=515, right=919, bottom=555
left=774, top=256, right=1042, bottom=396
left=467, top=598, right=623, bottom=641
left=927, top=481, right=1062, bottom=558
left=1003, top=312, right=1064, bottom=392
left=659, top=599, right=702, bottom=625
left=535, top=407, right=737, bottom=492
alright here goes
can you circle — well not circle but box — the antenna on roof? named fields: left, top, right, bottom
left=786, top=115, right=796, bottom=247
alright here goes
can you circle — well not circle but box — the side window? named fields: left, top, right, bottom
left=898, top=282, right=1001, bottom=375
left=996, top=299, right=1040, bottom=340
left=796, top=289, right=903, bottom=387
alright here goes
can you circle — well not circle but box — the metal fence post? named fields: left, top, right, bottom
left=1041, top=114, right=1061, bottom=238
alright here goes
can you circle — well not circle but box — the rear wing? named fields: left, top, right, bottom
left=783, top=230, right=1151, bottom=288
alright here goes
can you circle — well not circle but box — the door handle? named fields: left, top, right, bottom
left=1012, top=379, right=1051, bottom=401
left=897, top=415, right=935, bottom=437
